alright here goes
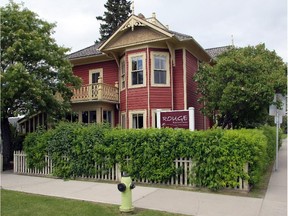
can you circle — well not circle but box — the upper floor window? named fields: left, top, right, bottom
left=132, top=56, right=143, bottom=85
left=89, top=68, right=103, bottom=84
left=128, top=53, right=146, bottom=88
left=151, top=52, right=170, bottom=87
left=120, top=59, right=126, bottom=90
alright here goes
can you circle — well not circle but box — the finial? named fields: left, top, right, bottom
left=132, top=1, right=135, bottom=15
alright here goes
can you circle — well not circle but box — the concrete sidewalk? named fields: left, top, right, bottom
left=1, top=140, right=287, bottom=216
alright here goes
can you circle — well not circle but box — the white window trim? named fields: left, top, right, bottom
left=121, top=112, right=126, bottom=129
left=128, top=52, right=146, bottom=89
left=151, top=51, right=170, bottom=87
left=120, top=58, right=126, bottom=91
left=89, top=68, right=103, bottom=84
left=129, top=109, right=147, bottom=129
left=102, top=109, right=114, bottom=126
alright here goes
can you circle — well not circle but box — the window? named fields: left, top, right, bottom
left=82, top=111, right=96, bottom=123
left=103, top=110, right=112, bottom=125
left=89, top=111, right=96, bottom=123
left=129, top=110, right=146, bottom=129
left=151, top=52, right=170, bottom=86
left=120, top=60, right=126, bottom=90
left=82, top=111, right=88, bottom=123
left=154, top=56, right=166, bottom=84
left=132, top=113, right=143, bottom=129
left=89, top=69, right=103, bottom=84
left=128, top=53, right=146, bottom=88
left=121, top=113, right=126, bottom=129
left=92, top=73, right=100, bottom=84
left=131, top=56, right=143, bottom=85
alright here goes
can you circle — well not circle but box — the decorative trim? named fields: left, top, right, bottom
left=122, top=18, right=145, bottom=31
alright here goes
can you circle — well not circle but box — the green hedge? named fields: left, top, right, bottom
left=23, top=123, right=279, bottom=190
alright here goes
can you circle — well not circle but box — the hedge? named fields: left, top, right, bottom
left=23, top=122, right=279, bottom=190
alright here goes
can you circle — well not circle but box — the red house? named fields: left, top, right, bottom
left=67, top=13, right=215, bottom=130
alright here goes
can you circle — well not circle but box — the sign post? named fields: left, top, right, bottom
left=156, top=107, right=195, bottom=131
left=269, top=94, right=286, bottom=171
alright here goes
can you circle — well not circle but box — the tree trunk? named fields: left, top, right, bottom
left=1, top=117, right=12, bottom=170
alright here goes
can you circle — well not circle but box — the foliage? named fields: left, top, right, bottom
left=23, top=122, right=279, bottom=190
left=194, top=44, right=287, bottom=129
left=96, top=0, right=132, bottom=41
left=0, top=1, right=81, bottom=167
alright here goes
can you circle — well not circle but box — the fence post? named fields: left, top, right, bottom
left=243, top=163, right=249, bottom=191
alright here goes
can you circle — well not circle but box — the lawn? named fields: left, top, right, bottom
left=1, top=190, right=186, bottom=216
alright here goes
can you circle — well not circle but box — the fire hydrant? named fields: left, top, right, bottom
left=117, top=172, right=135, bottom=212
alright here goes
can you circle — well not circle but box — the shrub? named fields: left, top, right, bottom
left=23, top=123, right=276, bottom=190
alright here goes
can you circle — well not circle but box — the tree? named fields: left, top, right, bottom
left=96, top=0, right=132, bottom=42
left=194, top=44, right=287, bottom=129
left=0, top=2, right=81, bottom=169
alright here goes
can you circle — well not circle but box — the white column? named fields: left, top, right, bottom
left=156, top=109, right=161, bottom=129
left=188, top=107, right=195, bottom=131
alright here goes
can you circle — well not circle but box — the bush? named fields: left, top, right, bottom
left=23, top=123, right=276, bottom=190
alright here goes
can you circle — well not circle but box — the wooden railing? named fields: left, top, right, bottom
left=71, top=83, right=119, bottom=103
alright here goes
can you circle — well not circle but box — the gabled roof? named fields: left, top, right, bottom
left=205, top=46, right=231, bottom=59
left=68, top=13, right=213, bottom=63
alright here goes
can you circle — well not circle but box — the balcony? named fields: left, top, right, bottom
left=71, top=82, right=119, bottom=103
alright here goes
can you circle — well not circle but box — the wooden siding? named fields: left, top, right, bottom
left=186, top=50, right=210, bottom=130
left=73, top=60, right=118, bottom=85
left=173, top=49, right=184, bottom=110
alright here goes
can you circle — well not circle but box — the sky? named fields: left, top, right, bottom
left=1, top=0, right=287, bottom=61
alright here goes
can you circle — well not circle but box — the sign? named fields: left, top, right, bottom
left=160, top=111, right=189, bottom=129
left=269, top=94, right=286, bottom=116
left=156, top=107, right=195, bottom=131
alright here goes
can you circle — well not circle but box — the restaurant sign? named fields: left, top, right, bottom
left=156, top=108, right=195, bottom=131
left=160, top=111, right=189, bottom=129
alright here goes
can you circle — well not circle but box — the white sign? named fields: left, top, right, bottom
left=269, top=94, right=286, bottom=116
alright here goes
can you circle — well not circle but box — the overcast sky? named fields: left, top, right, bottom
left=1, top=0, right=287, bottom=61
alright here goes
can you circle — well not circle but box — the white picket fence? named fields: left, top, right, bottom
left=13, top=151, right=249, bottom=191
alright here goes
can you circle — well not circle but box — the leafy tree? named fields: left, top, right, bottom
left=0, top=2, right=81, bottom=169
left=96, top=0, right=132, bottom=42
left=194, top=44, right=287, bottom=128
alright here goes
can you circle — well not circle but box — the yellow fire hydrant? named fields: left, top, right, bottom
left=117, top=172, right=135, bottom=212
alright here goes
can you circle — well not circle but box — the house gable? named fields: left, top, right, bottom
left=99, top=15, right=173, bottom=52
left=104, top=26, right=170, bottom=50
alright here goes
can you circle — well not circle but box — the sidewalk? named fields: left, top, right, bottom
left=1, top=140, right=287, bottom=216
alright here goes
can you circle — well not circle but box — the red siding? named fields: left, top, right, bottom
left=150, top=87, right=172, bottom=109
left=173, top=49, right=184, bottom=110
left=186, top=50, right=211, bottom=130
left=73, top=60, right=118, bottom=85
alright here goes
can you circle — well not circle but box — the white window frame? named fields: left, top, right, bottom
left=120, top=58, right=126, bottom=90
left=89, top=68, right=103, bottom=84
left=129, top=110, right=147, bottom=129
left=151, top=52, right=170, bottom=87
left=121, top=112, right=126, bottom=129
left=128, top=53, right=146, bottom=88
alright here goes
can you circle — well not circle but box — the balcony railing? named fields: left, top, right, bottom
left=71, top=82, right=119, bottom=103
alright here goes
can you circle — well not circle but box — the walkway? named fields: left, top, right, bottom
left=1, top=140, right=287, bottom=216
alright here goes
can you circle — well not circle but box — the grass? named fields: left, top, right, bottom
left=1, top=190, right=186, bottom=216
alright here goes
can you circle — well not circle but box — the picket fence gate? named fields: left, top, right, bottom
left=13, top=151, right=249, bottom=191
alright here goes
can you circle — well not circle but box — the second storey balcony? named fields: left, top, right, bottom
left=71, top=82, right=119, bottom=103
